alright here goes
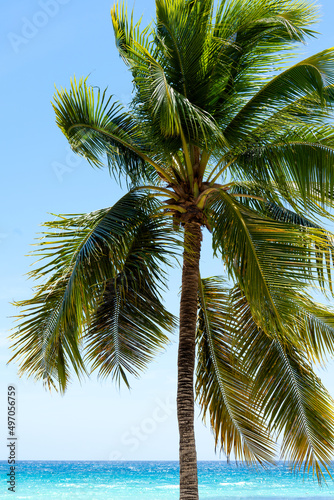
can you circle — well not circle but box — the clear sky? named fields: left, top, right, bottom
left=1, top=0, right=334, bottom=461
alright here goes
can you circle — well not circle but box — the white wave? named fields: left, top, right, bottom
left=219, top=481, right=247, bottom=486
left=156, top=484, right=179, bottom=489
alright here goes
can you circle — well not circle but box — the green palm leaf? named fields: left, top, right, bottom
left=111, top=1, right=153, bottom=63
left=112, top=3, right=226, bottom=148
left=53, top=77, right=168, bottom=184
left=265, top=202, right=320, bottom=228
left=230, top=286, right=334, bottom=478
left=286, top=291, right=334, bottom=364
left=211, top=0, right=318, bottom=121
left=224, top=48, right=334, bottom=138
left=227, top=179, right=334, bottom=226
left=10, top=192, right=178, bottom=391
left=85, top=213, right=178, bottom=387
left=196, top=276, right=276, bottom=463
left=235, top=140, right=334, bottom=207
left=208, top=190, right=334, bottom=336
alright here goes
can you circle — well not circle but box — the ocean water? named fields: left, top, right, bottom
left=1, top=461, right=334, bottom=499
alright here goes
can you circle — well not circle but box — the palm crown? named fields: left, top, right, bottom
left=10, top=0, right=334, bottom=497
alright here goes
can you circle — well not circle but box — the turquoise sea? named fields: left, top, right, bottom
left=1, top=461, right=334, bottom=499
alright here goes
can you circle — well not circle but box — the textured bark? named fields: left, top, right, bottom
left=177, top=221, right=202, bottom=500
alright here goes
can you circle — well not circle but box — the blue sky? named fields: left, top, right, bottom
left=1, top=0, right=334, bottom=461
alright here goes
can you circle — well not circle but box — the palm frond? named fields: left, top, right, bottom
left=112, top=8, right=227, bottom=148
left=196, top=276, right=276, bottom=463
left=9, top=192, right=178, bottom=391
left=227, top=179, right=334, bottom=226
left=214, top=0, right=318, bottom=52
left=229, top=286, right=334, bottom=479
left=234, top=139, right=334, bottom=208
left=85, top=211, right=178, bottom=387
left=286, top=291, right=334, bottom=364
left=224, top=49, right=334, bottom=143
left=53, top=76, right=170, bottom=185
left=155, top=0, right=215, bottom=100
left=208, top=190, right=334, bottom=337
left=265, top=202, right=319, bottom=228
left=243, top=88, right=334, bottom=142
left=111, top=1, right=153, bottom=64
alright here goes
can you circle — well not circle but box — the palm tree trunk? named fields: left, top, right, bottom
left=177, top=220, right=202, bottom=500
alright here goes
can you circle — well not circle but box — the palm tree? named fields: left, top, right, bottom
left=10, top=0, right=334, bottom=498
